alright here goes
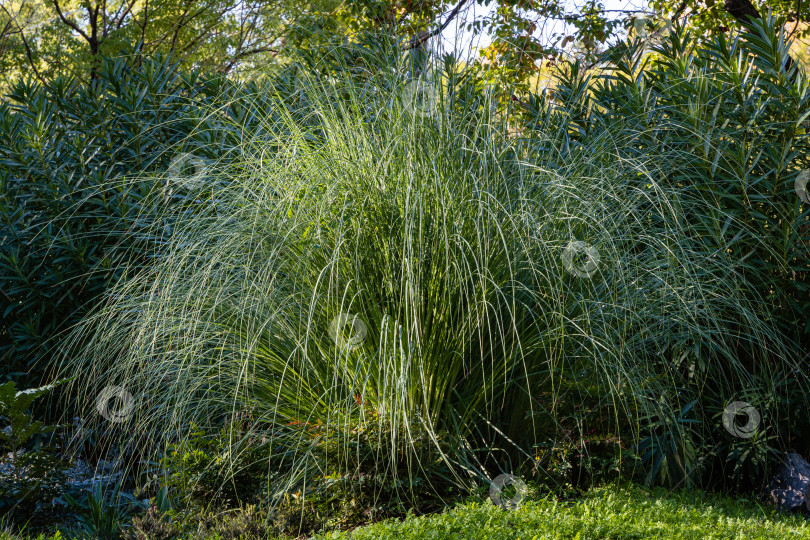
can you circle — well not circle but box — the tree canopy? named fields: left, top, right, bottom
left=0, top=0, right=807, bottom=89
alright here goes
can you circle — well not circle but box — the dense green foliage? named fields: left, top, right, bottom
left=0, top=0, right=454, bottom=87
left=521, top=17, right=810, bottom=488
left=0, top=43, right=406, bottom=389
left=1, top=0, right=804, bottom=97
left=0, top=380, right=69, bottom=515
left=0, top=55, right=248, bottom=386
left=547, top=17, right=810, bottom=340
left=651, top=0, right=810, bottom=44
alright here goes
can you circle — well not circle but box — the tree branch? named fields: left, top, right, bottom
left=51, top=0, right=90, bottom=42
left=114, top=0, right=138, bottom=31
left=0, top=3, right=46, bottom=85
left=672, top=0, right=689, bottom=20
left=788, top=0, right=803, bottom=39
left=169, top=2, right=193, bottom=53
left=222, top=45, right=279, bottom=72
left=404, top=0, right=471, bottom=50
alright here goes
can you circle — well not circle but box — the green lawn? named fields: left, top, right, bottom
left=316, top=484, right=810, bottom=540
left=3, top=484, right=808, bottom=539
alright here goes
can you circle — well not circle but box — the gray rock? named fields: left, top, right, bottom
left=769, top=451, right=810, bottom=511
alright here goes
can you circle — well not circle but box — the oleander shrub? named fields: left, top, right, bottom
left=0, top=53, right=277, bottom=389
left=524, top=16, right=810, bottom=489
left=547, top=16, right=810, bottom=341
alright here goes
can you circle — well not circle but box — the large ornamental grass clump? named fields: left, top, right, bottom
left=56, top=18, right=808, bottom=520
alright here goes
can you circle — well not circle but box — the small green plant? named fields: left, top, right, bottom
left=169, top=504, right=270, bottom=540
left=124, top=507, right=176, bottom=540
left=124, top=485, right=176, bottom=540
left=160, top=419, right=270, bottom=508
left=296, top=410, right=457, bottom=532
left=62, top=478, right=141, bottom=540
left=0, top=380, right=70, bottom=516
left=637, top=399, right=702, bottom=488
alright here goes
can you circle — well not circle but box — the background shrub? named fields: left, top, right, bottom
left=0, top=53, right=271, bottom=389
left=525, top=17, right=810, bottom=489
